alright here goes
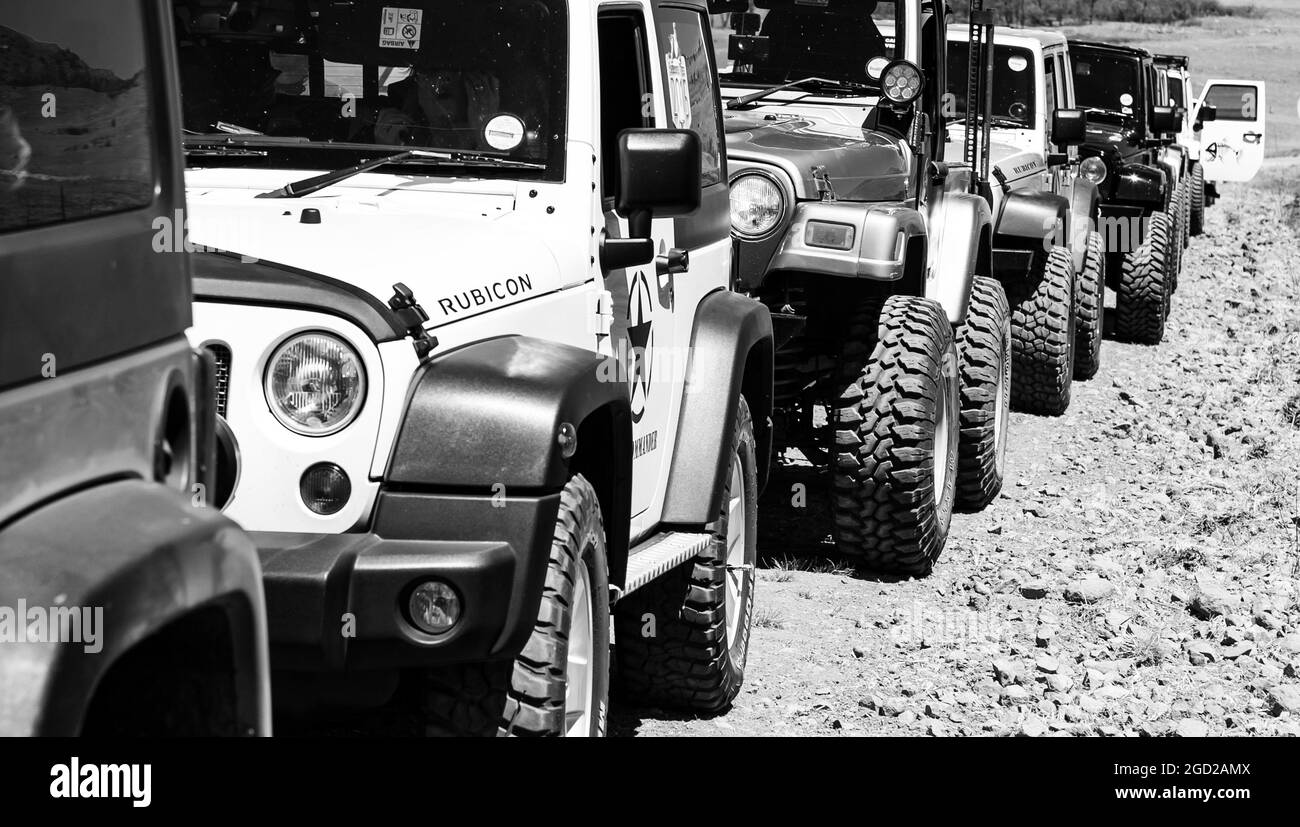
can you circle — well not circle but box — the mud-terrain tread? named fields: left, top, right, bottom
left=423, top=475, right=609, bottom=737
left=1007, top=245, right=1076, bottom=416
left=829, top=294, right=957, bottom=576
left=955, top=276, right=1011, bottom=512
left=1115, top=211, right=1172, bottom=345
left=1073, top=230, right=1106, bottom=381
left=615, top=397, right=757, bottom=711
left=1190, top=162, right=1205, bottom=236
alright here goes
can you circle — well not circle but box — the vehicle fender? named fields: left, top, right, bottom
left=927, top=191, right=992, bottom=324
left=0, top=480, right=269, bottom=736
left=766, top=201, right=927, bottom=281
left=385, top=335, right=633, bottom=579
left=993, top=189, right=1070, bottom=254
left=661, top=290, right=774, bottom=526
left=1068, top=179, right=1101, bottom=273
left=1115, top=162, right=1167, bottom=206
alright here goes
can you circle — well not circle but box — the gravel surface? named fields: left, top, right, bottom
left=611, top=173, right=1300, bottom=737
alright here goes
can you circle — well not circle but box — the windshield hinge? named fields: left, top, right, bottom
left=812, top=165, right=838, bottom=202
left=590, top=288, right=614, bottom=348
left=388, top=283, right=438, bottom=360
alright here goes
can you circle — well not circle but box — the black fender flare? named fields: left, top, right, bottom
left=1114, top=162, right=1167, bottom=206
left=1068, top=178, right=1101, bottom=272
left=994, top=189, right=1070, bottom=253
left=385, top=335, right=633, bottom=585
left=661, top=290, right=774, bottom=526
left=0, top=480, right=269, bottom=736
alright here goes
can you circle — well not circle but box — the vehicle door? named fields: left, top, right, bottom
left=1196, top=79, right=1266, bottom=182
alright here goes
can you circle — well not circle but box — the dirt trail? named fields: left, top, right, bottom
left=612, top=177, right=1300, bottom=737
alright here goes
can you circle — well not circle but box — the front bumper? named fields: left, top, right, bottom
left=255, top=488, right=560, bottom=671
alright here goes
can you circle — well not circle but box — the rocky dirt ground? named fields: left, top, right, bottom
left=611, top=166, right=1300, bottom=737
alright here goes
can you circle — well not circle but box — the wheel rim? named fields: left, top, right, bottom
left=933, top=349, right=957, bottom=501
left=564, top=560, right=595, bottom=736
left=994, top=325, right=1011, bottom=461
left=723, top=451, right=747, bottom=652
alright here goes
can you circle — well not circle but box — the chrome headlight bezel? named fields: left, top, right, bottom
left=263, top=331, right=368, bottom=437
left=1080, top=155, right=1108, bottom=185
left=729, top=170, right=787, bottom=239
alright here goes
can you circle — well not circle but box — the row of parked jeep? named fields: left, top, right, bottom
left=0, top=0, right=1265, bottom=736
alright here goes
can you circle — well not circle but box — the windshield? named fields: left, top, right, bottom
left=1072, top=49, right=1140, bottom=116
left=714, top=0, right=902, bottom=89
left=945, top=42, right=1036, bottom=128
left=175, top=0, right=567, bottom=178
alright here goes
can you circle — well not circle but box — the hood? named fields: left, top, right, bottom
left=724, top=112, right=909, bottom=201
left=183, top=188, right=562, bottom=331
left=1082, top=116, right=1142, bottom=159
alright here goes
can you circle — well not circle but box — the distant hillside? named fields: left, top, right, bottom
left=949, top=0, right=1258, bottom=25
left=0, top=25, right=138, bottom=94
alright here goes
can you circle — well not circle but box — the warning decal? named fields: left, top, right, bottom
left=380, top=7, right=423, bottom=50
left=665, top=24, right=691, bottom=129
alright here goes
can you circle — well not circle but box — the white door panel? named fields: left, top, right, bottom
left=1197, top=79, right=1266, bottom=182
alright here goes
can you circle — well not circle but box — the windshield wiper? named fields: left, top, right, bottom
left=1080, top=106, right=1131, bottom=123
left=256, top=149, right=544, bottom=199
left=726, top=76, right=874, bottom=110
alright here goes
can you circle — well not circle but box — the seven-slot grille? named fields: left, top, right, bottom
left=207, top=343, right=232, bottom=418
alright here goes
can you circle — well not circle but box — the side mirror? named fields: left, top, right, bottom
left=1196, top=104, right=1217, bottom=124
left=1150, top=105, right=1178, bottom=135
left=616, top=129, right=701, bottom=239
left=1051, top=108, right=1087, bottom=147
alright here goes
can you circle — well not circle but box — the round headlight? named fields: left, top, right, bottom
left=264, top=332, right=366, bottom=436
left=730, top=173, right=785, bottom=237
left=881, top=60, right=924, bottom=105
left=1080, top=156, right=1108, bottom=184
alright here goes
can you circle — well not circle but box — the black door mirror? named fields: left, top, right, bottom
left=616, top=129, right=701, bottom=239
left=1196, top=104, right=1218, bottom=124
left=1051, top=108, right=1087, bottom=147
left=1150, top=105, right=1178, bottom=135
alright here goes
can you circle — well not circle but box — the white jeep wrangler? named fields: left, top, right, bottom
left=174, top=0, right=773, bottom=736
left=946, top=25, right=1104, bottom=409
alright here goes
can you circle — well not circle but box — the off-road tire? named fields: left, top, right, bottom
left=1168, top=184, right=1184, bottom=291
left=1114, top=210, right=1172, bottom=345
left=1189, top=162, right=1205, bottom=236
left=1007, top=244, right=1076, bottom=416
left=423, top=476, right=610, bottom=736
left=1073, top=230, right=1106, bottom=381
left=615, top=396, right=758, bottom=710
left=955, top=276, right=1011, bottom=512
left=829, top=295, right=959, bottom=576
left=1181, top=178, right=1191, bottom=250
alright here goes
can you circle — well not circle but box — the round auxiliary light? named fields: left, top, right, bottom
left=300, top=462, right=351, bottom=516
left=1080, top=156, right=1108, bottom=184
left=408, top=581, right=462, bottom=635
left=730, top=173, right=785, bottom=238
left=881, top=59, right=924, bottom=106
left=264, top=332, right=366, bottom=436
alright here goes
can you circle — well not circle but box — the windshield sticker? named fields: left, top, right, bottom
left=484, top=114, right=526, bottom=150
left=665, top=24, right=692, bottom=129
left=1119, top=93, right=1134, bottom=106
left=1007, top=55, right=1028, bottom=72
left=379, top=7, right=422, bottom=50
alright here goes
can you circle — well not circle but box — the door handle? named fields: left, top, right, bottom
left=1243, top=132, right=1262, bottom=144
left=656, top=247, right=689, bottom=276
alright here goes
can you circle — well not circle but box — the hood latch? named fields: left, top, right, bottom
left=388, top=283, right=438, bottom=360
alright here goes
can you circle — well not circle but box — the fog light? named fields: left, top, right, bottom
left=300, top=463, right=350, bottom=515
left=805, top=220, right=856, bottom=250
left=408, top=581, right=461, bottom=634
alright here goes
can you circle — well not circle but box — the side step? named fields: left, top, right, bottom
left=620, top=531, right=713, bottom=596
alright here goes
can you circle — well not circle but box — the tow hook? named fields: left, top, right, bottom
left=388, top=283, right=438, bottom=360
